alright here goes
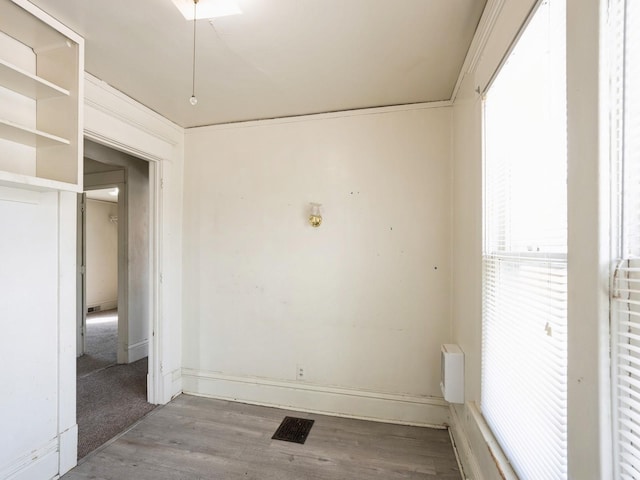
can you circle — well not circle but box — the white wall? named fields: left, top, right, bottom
left=0, top=188, right=77, bottom=480
left=0, top=190, right=58, bottom=477
left=182, top=104, right=453, bottom=425
left=0, top=20, right=77, bottom=479
left=450, top=0, right=611, bottom=478
left=86, top=199, right=118, bottom=310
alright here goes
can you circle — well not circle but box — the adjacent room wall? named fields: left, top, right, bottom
left=86, top=198, right=118, bottom=310
left=84, top=143, right=150, bottom=363
left=182, top=104, right=453, bottom=425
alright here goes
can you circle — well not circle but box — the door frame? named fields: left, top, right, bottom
left=83, top=72, right=182, bottom=406
left=76, top=192, right=86, bottom=357
left=81, top=137, right=162, bottom=404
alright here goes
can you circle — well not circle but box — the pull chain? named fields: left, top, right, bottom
left=189, top=0, right=199, bottom=105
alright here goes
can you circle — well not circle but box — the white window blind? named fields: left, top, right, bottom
left=481, top=1, right=567, bottom=479
left=611, top=0, right=640, bottom=478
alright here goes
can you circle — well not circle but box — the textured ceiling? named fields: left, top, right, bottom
left=28, top=0, right=486, bottom=128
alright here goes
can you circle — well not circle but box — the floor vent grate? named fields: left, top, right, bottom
left=272, top=416, right=314, bottom=444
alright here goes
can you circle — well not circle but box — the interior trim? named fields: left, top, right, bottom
left=181, top=368, right=449, bottom=428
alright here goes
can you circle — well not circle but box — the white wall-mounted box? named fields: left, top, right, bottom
left=441, top=344, right=464, bottom=404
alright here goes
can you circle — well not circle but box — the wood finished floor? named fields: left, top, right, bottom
left=62, top=394, right=462, bottom=480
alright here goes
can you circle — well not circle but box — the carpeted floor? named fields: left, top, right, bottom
left=77, top=310, right=156, bottom=459
left=77, top=310, right=118, bottom=377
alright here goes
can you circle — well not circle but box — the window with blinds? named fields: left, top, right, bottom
left=611, top=0, right=640, bottom=478
left=481, top=1, right=567, bottom=479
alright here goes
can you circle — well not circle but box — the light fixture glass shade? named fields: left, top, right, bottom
left=309, top=203, right=322, bottom=227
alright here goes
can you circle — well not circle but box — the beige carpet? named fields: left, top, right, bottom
left=76, top=311, right=156, bottom=459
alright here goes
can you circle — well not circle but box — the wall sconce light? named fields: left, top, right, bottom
left=309, top=203, right=322, bottom=227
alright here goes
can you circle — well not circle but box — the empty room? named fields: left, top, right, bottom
left=0, top=0, right=635, bottom=479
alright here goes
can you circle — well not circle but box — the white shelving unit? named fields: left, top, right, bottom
left=0, top=58, right=71, bottom=99
left=0, top=0, right=84, bottom=192
left=0, top=118, right=70, bottom=148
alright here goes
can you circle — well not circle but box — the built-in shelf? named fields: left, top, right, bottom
left=0, top=58, right=69, bottom=99
left=0, top=169, right=81, bottom=192
left=0, top=118, right=70, bottom=148
left=0, top=0, right=83, bottom=191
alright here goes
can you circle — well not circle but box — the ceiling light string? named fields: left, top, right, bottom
left=189, top=0, right=199, bottom=105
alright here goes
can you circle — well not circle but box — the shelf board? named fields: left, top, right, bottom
left=0, top=58, right=69, bottom=99
left=0, top=169, right=80, bottom=193
left=0, top=118, right=70, bottom=148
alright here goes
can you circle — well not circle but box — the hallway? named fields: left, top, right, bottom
left=77, top=310, right=155, bottom=459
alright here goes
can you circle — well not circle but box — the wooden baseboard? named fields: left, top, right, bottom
left=449, top=405, right=483, bottom=480
left=181, top=368, right=449, bottom=427
left=448, top=402, right=518, bottom=480
left=128, top=339, right=148, bottom=363
left=86, top=300, right=117, bottom=313
left=0, top=438, right=58, bottom=480
left=59, top=424, right=78, bottom=476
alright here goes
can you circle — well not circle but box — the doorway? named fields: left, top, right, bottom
left=76, top=145, right=156, bottom=459
left=78, top=186, right=119, bottom=374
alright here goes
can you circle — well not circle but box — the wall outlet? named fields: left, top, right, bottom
left=296, top=365, right=304, bottom=380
